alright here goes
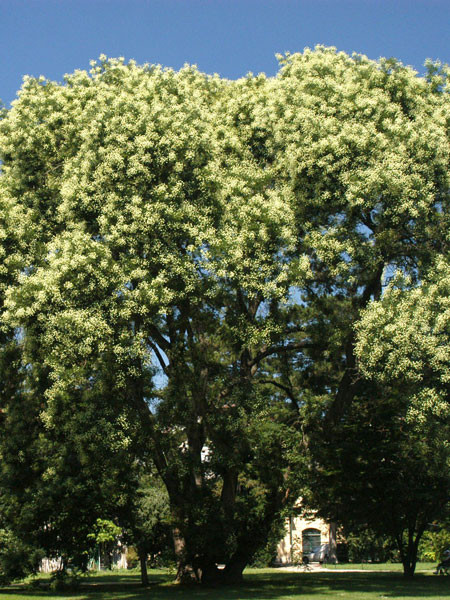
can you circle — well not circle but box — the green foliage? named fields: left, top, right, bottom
left=0, top=529, right=44, bottom=585
left=0, top=47, right=448, bottom=583
left=345, top=529, right=398, bottom=564
left=304, top=385, right=449, bottom=575
left=88, top=519, right=122, bottom=547
left=250, top=519, right=286, bottom=567
left=125, top=547, right=139, bottom=569
left=0, top=369, right=140, bottom=570
left=356, top=257, right=450, bottom=429
left=125, top=472, right=174, bottom=567
left=88, top=519, right=122, bottom=569
left=305, top=258, right=450, bottom=576
left=356, top=259, right=450, bottom=570
left=419, top=526, right=450, bottom=562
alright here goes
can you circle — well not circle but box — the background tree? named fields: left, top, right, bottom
left=88, top=519, right=122, bottom=570
left=356, top=258, right=449, bottom=576
left=124, top=471, right=173, bottom=585
left=304, top=258, right=450, bottom=576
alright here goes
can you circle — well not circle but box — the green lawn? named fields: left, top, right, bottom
left=0, top=567, right=448, bottom=600
left=322, top=563, right=436, bottom=572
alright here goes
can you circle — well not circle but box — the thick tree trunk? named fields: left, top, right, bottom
left=397, top=527, right=423, bottom=578
left=402, top=560, right=416, bottom=578
left=194, top=561, right=223, bottom=585
left=221, top=468, right=238, bottom=510
left=171, top=522, right=252, bottom=585
left=223, top=552, right=248, bottom=583
left=328, top=522, right=338, bottom=564
left=139, top=551, right=149, bottom=586
left=193, top=554, right=247, bottom=585
left=172, top=526, right=198, bottom=584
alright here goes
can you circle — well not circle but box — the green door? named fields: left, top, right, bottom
left=302, top=528, right=321, bottom=555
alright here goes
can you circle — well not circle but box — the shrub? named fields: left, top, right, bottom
left=49, top=569, right=82, bottom=591
left=0, top=529, right=44, bottom=585
left=419, top=528, right=450, bottom=562
left=345, top=529, right=398, bottom=563
left=125, top=546, right=139, bottom=569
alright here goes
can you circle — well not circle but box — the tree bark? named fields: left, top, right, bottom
left=194, top=554, right=247, bottom=585
left=397, top=526, right=424, bottom=578
left=171, top=523, right=252, bottom=585
left=172, top=526, right=198, bottom=583
left=139, top=550, right=149, bottom=586
left=223, top=553, right=247, bottom=583
left=328, top=522, right=338, bottom=564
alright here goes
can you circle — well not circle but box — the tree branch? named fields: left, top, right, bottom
left=257, top=378, right=300, bottom=410
left=249, top=340, right=312, bottom=368
left=147, top=324, right=171, bottom=352
left=148, top=340, right=169, bottom=376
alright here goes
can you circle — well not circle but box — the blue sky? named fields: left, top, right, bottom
left=1, top=0, right=449, bottom=107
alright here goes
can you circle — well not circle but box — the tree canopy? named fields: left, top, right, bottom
left=303, top=258, right=450, bottom=576
left=0, top=47, right=448, bottom=582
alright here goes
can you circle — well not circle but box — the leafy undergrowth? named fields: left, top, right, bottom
left=0, top=567, right=448, bottom=600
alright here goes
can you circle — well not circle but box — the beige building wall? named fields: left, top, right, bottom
left=276, top=514, right=330, bottom=564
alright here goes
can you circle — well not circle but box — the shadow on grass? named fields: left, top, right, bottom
left=0, top=570, right=448, bottom=600
left=239, top=572, right=449, bottom=600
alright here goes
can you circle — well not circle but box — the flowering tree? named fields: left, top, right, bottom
left=306, top=259, right=450, bottom=576
left=0, top=48, right=448, bottom=583
left=266, top=51, right=449, bottom=577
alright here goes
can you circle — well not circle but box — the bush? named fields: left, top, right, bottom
left=0, top=529, right=44, bottom=585
left=250, top=520, right=285, bottom=567
left=419, top=528, right=450, bottom=562
left=345, top=529, right=398, bottom=563
left=125, top=546, right=139, bottom=569
left=49, top=569, right=81, bottom=591
left=251, top=543, right=277, bottom=568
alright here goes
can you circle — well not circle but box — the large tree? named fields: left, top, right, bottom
left=0, top=73, right=144, bottom=577
left=356, top=257, right=450, bottom=576
left=1, top=58, right=301, bottom=583
left=0, top=48, right=448, bottom=583
left=305, top=258, right=450, bottom=576
left=265, top=51, right=449, bottom=577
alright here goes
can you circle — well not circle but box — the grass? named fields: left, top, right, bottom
left=0, top=566, right=448, bottom=600
left=323, top=562, right=436, bottom=572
